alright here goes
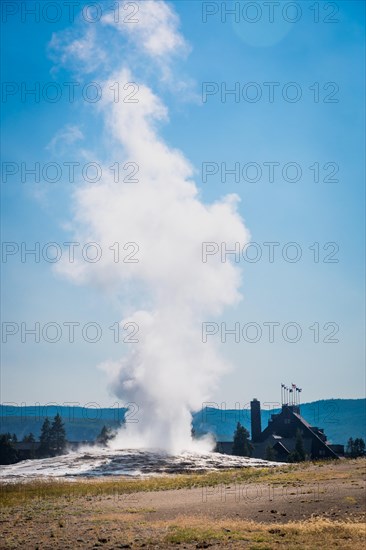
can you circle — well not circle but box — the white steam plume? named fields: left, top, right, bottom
left=52, top=1, right=250, bottom=453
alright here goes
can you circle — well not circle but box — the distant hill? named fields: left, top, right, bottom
left=1, top=399, right=364, bottom=446
left=0, top=405, right=126, bottom=442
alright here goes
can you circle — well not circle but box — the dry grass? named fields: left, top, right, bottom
left=1, top=506, right=364, bottom=549
left=0, top=459, right=365, bottom=548
left=159, top=516, right=366, bottom=548
left=2, top=459, right=362, bottom=509
left=0, top=466, right=281, bottom=508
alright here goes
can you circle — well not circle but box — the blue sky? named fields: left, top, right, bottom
left=1, top=0, right=365, bottom=409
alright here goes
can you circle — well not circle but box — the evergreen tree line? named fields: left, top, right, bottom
left=0, top=433, right=21, bottom=465
left=38, top=413, right=67, bottom=457
left=0, top=416, right=116, bottom=465
left=346, top=437, right=366, bottom=458
left=0, top=413, right=66, bottom=464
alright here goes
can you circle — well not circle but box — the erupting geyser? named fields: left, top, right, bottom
left=52, top=0, right=250, bottom=453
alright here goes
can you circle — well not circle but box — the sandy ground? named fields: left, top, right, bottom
left=0, top=459, right=365, bottom=549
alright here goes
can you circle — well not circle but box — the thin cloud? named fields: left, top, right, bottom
left=46, top=124, right=84, bottom=153
left=48, top=26, right=107, bottom=75
left=103, top=0, right=190, bottom=59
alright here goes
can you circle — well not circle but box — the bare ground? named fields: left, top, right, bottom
left=0, top=458, right=365, bottom=549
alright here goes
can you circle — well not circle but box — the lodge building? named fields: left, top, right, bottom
left=216, top=386, right=344, bottom=461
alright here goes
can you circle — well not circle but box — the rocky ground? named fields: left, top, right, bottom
left=0, top=458, right=365, bottom=549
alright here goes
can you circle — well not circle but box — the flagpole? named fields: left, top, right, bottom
left=291, top=384, right=297, bottom=405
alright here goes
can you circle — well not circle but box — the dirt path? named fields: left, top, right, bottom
left=117, top=469, right=365, bottom=523
left=1, top=459, right=365, bottom=549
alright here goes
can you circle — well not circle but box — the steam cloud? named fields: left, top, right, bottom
left=52, top=0, right=250, bottom=453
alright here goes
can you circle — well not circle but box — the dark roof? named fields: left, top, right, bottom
left=292, top=412, right=338, bottom=456
left=257, top=405, right=339, bottom=459
left=273, top=441, right=290, bottom=454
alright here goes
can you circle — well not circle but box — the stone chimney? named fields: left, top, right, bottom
left=250, top=398, right=262, bottom=442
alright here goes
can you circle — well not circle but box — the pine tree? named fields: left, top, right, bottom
left=232, top=422, right=253, bottom=457
left=346, top=437, right=354, bottom=456
left=347, top=437, right=366, bottom=457
left=354, top=438, right=365, bottom=456
left=0, top=433, right=18, bottom=464
left=294, top=429, right=306, bottom=461
left=288, top=429, right=306, bottom=462
left=50, top=414, right=66, bottom=455
left=22, top=433, right=36, bottom=443
left=96, top=425, right=114, bottom=446
left=38, top=418, right=52, bottom=457
left=265, top=444, right=277, bottom=461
